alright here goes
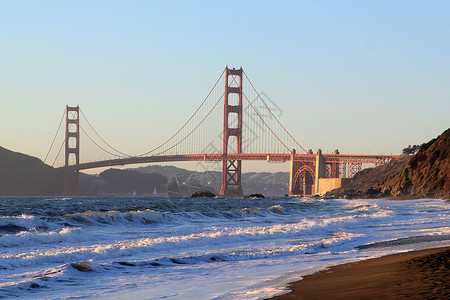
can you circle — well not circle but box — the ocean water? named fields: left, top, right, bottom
left=0, top=196, right=449, bottom=299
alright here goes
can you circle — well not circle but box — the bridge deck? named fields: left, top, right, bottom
left=60, top=153, right=400, bottom=171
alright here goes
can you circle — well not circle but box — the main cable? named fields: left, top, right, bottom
left=51, top=139, right=65, bottom=167
left=240, top=88, right=291, bottom=152
left=68, top=110, right=126, bottom=159
left=79, top=108, right=132, bottom=157
left=153, top=92, right=224, bottom=156
left=228, top=73, right=291, bottom=152
left=44, top=109, right=66, bottom=164
left=243, top=71, right=308, bottom=154
left=138, top=68, right=226, bottom=157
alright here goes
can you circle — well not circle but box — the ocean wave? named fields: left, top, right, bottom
left=357, top=234, right=450, bottom=250
left=0, top=208, right=384, bottom=269
left=1, top=198, right=447, bottom=299
left=44, top=197, right=73, bottom=201
left=0, top=198, right=381, bottom=234
left=0, top=227, right=95, bottom=248
left=0, top=262, right=87, bottom=297
left=65, top=210, right=166, bottom=225
left=0, top=215, right=50, bottom=233
left=64, top=206, right=292, bottom=227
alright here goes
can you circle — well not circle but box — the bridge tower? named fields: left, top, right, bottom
left=220, top=67, right=243, bottom=196
left=64, top=105, right=80, bottom=195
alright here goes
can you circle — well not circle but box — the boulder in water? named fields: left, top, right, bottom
left=191, top=191, right=216, bottom=198
left=244, top=193, right=265, bottom=198
left=71, top=261, right=94, bottom=272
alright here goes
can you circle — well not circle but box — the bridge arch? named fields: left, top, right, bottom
left=292, top=164, right=315, bottom=195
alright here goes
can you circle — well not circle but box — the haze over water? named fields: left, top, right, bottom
left=1, top=196, right=449, bottom=299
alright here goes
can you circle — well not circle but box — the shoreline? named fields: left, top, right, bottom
left=269, top=246, right=450, bottom=299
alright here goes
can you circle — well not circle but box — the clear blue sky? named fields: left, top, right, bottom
left=1, top=1, right=449, bottom=172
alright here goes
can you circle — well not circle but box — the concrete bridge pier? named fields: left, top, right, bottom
left=289, top=148, right=351, bottom=196
left=314, top=149, right=325, bottom=195
left=288, top=149, right=296, bottom=196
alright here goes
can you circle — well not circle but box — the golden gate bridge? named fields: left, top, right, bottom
left=44, top=67, right=399, bottom=196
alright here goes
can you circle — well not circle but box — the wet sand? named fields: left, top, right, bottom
left=270, top=246, right=450, bottom=299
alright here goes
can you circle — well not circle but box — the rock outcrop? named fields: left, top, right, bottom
left=328, top=128, right=449, bottom=199
left=244, top=193, right=265, bottom=198
left=191, top=190, right=216, bottom=198
left=326, top=156, right=411, bottom=199
left=376, top=128, right=449, bottom=198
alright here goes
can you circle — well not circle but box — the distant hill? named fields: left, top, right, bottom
left=0, top=146, right=63, bottom=195
left=242, top=172, right=289, bottom=195
left=97, top=169, right=167, bottom=195
left=134, top=165, right=221, bottom=194
left=134, top=165, right=197, bottom=179
left=134, top=165, right=289, bottom=196
left=328, top=128, right=450, bottom=199
left=0, top=145, right=289, bottom=196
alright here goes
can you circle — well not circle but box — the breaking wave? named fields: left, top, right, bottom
left=1, top=197, right=448, bottom=299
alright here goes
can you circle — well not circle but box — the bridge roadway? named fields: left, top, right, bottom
left=61, top=153, right=400, bottom=171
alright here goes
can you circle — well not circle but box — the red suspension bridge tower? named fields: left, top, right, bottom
left=64, top=105, right=80, bottom=195
left=220, top=67, right=243, bottom=196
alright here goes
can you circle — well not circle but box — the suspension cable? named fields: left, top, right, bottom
left=52, top=139, right=66, bottom=167
left=79, top=108, right=132, bottom=157
left=67, top=110, right=126, bottom=159
left=153, top=92, right=224, bottom=156
left=240, top=88, right=291, bottom=152
left=138, top=68, right=226, bottom=157
left=44, top=108, right=66, bottom=164
left=240, top=71, right=311, bottom=175
left=225, top=73, right=290, bottom=152
left=78, top=123, right=126, bottom=158
left=243, top=71, right=308, bottom=153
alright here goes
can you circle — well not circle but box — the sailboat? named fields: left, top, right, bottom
left=132, top=190, right=137, bottom=197
left=153, top=187, right=157, bottom=196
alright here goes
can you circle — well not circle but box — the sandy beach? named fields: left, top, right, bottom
left=270, top=246, right=450, bottom=299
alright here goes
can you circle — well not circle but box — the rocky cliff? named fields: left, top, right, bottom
left=376, top=128, right=449, bottom=198
left=328, top=128, right=449, bottom=199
